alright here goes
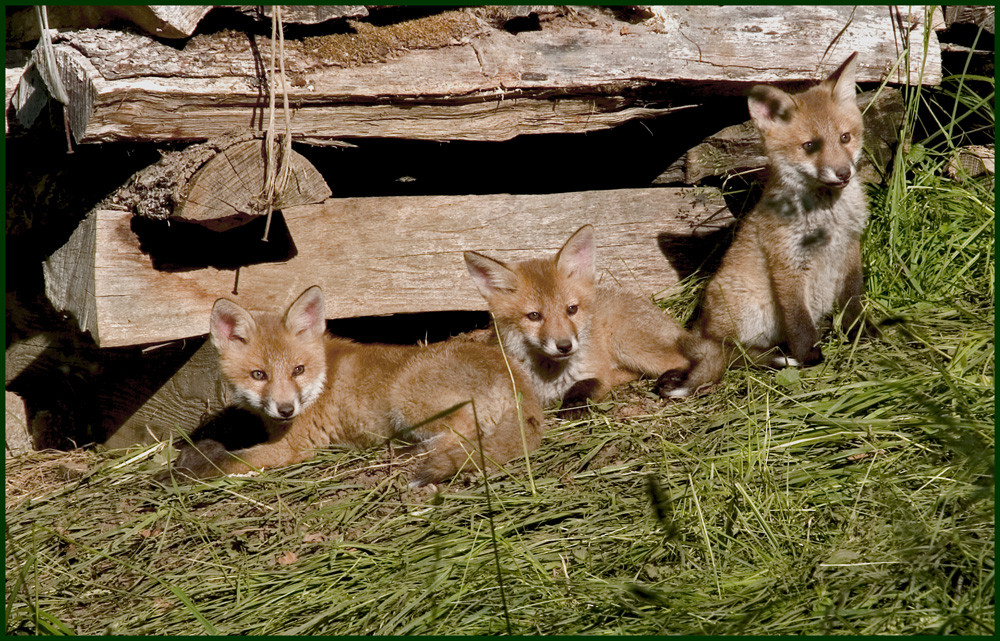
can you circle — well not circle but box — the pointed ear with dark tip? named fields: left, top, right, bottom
left=747, top=85, right=797, bottom=129
left=825, top=52, right=859, bottom=105
left=556, top=225, right=596, bottom=282
left=210, top=298, right=256, bottom=350
left=283, top=285, right=326, bottom=338
left=465, top=251, right=518, bottom=298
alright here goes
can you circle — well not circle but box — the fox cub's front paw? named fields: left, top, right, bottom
left=558, top=379, right=601, bottom=420
left=160, top=439, right=229, bottom=481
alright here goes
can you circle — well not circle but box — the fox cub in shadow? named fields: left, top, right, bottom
left=464, top=224, right=703, bottom=415
left=168, top=285, right=543, bottom=486
left=683, top=52, right=870, bottom=392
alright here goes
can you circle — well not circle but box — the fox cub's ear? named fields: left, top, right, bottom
left=747, top=85, right=796, bottom=128
left=284, top=286, right=326, bottom=338
left=210, top=298, right=256, bottom=348
left=824, top=52, right=858, bottom=105
left=465, top=251, right=518, bottom=296
left=556, top=225, right=596, bottom=282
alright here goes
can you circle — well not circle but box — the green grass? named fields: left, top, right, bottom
left=5, top=35, right=994, bottom=636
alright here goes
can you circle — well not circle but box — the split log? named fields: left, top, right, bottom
left=43, top=187, right=734, bottom=348
left=100, top=133, right=332, bottom=229
left=656, top=88, right=905, bottom=186
left=176, top=139, right=332, bottom=229
left=19, top=6, right=941, bottom=144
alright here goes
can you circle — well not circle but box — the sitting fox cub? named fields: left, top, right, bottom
left=682, top=52, right=869, bottom=392
left=168, top=286, right=543, bottom=486
left=464, top=225, right=702, bottom=414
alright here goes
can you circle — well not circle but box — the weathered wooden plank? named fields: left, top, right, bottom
left=21, top=6, right=941, bottom=144
left=101, top=339, right=233, bottom=449
left=44, top=187, right=734, bottom=347
left=6, top=331, right=232, bottom=450
left=5, top=391, right=33, bottom=457
left=43, top=211, right=99, bottom=342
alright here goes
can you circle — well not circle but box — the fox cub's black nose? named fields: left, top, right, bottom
left=835, top=166, right=852, bottom=182
left=555, top=339, right=573, bottom=354
left=277, top=404, right=296, bottom=418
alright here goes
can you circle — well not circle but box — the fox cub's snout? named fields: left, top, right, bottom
left=210, top=287, right=329, bottom=421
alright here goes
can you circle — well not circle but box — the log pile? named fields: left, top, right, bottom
left=12, top=6, right=941, bottom=144
left=5, top=5, right=956, bottom=451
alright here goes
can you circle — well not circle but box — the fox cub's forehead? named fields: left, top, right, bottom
left=795, top=90, right=863, bottom=132
left=518, top=264, right=592, bottom=304
left=225, top=314, right=320, bottom=366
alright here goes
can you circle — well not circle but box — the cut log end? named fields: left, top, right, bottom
left=175, top=139, right=332, bottom=231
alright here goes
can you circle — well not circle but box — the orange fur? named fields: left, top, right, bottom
left=465, top=225, right=704, bottom=415
left=168, top=286, right=543, bottom=486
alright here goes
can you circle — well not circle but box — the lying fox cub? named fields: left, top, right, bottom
left=682, top=52, right=870, bottom=392
left=167, top=286, right=543, bottom=486
left=464, top=225, right=703, bottom=415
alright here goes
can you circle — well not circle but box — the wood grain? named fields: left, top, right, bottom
left=176, top=139, right=332, bottom=230
left=20, top=6, right=942, bottom=144
left=44, top=187, right=734, bottom=347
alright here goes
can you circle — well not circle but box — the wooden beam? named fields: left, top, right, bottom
left=43, top=187, right=734, bottom=348
left=20, top=6, right=941, bottom=144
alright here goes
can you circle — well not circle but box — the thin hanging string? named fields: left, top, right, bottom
left=34, top=6, right=69, bottom=104
left=261, top=6, right=293, bottom=242
left=35, top=5, right=74, bottom=152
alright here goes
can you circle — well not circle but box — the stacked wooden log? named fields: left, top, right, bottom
left=5, top=5, right=952, bottom=454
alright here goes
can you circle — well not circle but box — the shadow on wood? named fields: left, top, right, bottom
left=656, top=227, right=735, bottom=283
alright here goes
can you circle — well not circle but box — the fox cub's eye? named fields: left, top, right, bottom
left=566, top=304, right=579, bottom=316
left=840, top=132, right=851, bottom=144
left=251, top=369, right=267, bottom=381
left=801, top=140, right=817, bottom=153
left=292, top=365, right=305, bottom=377
left=526, top=311, right=543, bottom=322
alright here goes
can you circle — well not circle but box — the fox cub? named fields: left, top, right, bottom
left=683, top=52, right=869, bottom=392
left=168, top=286, right=543, bottom=486
left=464, top=224, right=702, bottom=415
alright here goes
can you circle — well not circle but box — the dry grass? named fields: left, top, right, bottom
left=5, top=21, right=993, bottom=636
